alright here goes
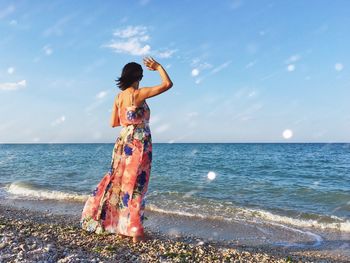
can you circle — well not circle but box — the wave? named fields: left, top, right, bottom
left=245, top=207, right=350, bottom=233
left=3, top=182, right=88, bottom=202
left=147, top=204, right=350, bottom=233
left=3, top=182, right=350, bottom=233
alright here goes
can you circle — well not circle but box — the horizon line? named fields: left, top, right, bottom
left=1, top=142, right=349, bottom=144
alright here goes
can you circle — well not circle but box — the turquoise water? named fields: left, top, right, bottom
left=0, top=143, right=349, bottom=232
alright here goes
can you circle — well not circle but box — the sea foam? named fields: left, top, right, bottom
left=5, top=182, right=88, bottom=202
left=4, top=182, right=350, bottom=233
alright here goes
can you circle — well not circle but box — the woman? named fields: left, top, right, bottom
left=80, top=57, right=173, bottom=243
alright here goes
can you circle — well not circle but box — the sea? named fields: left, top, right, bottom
left=1, top=143, right=350, bottom=249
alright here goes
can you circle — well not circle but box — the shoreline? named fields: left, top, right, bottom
left=0, top=202, right=349, bottom=262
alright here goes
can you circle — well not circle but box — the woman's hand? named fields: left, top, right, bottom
left=143, top=56, right=161, bottom=71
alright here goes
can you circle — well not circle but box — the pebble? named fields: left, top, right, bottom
left=17, top=250, right=24, bottom=259
left=30, top=243, right=37, bottom=249
left=46, top=243, right=54, bottom=252
left=0, top=204, right=347, bottom=263
left=0, top=242, right=7, bottom=249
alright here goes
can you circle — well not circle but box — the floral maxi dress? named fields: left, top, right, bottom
left=80, top=90, right=152, bottom=237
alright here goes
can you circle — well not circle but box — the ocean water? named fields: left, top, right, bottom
left=0, top=143, right=349, bottom=233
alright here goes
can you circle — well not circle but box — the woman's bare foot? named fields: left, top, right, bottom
left=132, top=235, right=145, bottom=243
left=118, top=233, right=129, bottom=239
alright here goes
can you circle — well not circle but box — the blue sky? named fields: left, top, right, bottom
left=0, top=0, right=349, bottom=143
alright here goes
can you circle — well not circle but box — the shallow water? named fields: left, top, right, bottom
left=0, top=143, right=349, bottom=235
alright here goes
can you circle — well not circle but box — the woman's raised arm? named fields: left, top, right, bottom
left=136, top=57, right=173, bottom=101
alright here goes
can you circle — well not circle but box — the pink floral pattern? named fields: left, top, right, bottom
left=80, top=92, right=151, bottom=237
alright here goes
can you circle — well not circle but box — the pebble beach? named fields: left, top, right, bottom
left=0, top=204, right=348, bottom=263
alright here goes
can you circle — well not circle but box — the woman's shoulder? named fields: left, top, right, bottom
left=133, top=88, right=147, bottom=104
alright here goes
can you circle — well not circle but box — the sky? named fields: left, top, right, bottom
left=0, top=0, right=349, bottom=143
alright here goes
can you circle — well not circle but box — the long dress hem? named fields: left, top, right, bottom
left=80, top=89, right=152, bottom=237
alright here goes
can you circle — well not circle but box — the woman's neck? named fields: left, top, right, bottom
left=130, top=81, right=139, bottom=90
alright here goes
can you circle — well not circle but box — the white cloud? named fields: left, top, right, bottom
left=191, top=68, right=199, bottom=76
left=184, top=111, right=198, bottom=128
left=285, top=54, right=301, bottom=64
left=231, top=102, right=264, bottom=122
left=85, top=90, right=110, bottom=112
left=190, top=58, right=213, bottom=83
left=191, top=58, right=200, bottom=66
left=233, top=88, right=258, bottom=100
left=248, top=91, right=256, bottom=97
left=335, top=63, right=344, bottom=71
left=114, top=25, right=148, bottom=39
left=43, top=45, right=53, bottom=55
left=191, top=58, right=212, bottom=70
left=7, top=67, right=15, bottom=74
left=210, top=60, right=231, bottom=74
left=106, top=25, right=151, bottom=56
left=51, top=115, right=66, bottom=126
left=107, top=39, right=151, bottom=56
left=9, top=19, right=17, bottom=26
left=198, top=62, right=213, bottom=70
left=195, top=78, right=202, bottom=84
left=96, top=90, right=108, bottom=99
left=0, top=5, right=15, bottom=19
left=85, top=100, right=104, bottom=113
left=83, top=59, right=106, bottom=73
left=190, top=59, right=231, bottom=83
left=154, top=124, right=170, bottom=134
left=287, top=64, right=295, bottom=72
left=260, top=71, right=280, bottom=81
left=157, top=49, right=177, bottom=58
left=0, top=80, right=26, bottom=91
left=245, top=60, right=257, bottom=69
left=150, top=114, right=160, bottom=125
left=185, top=111, right=199, bottom=125
left=43, top=15, right=73, bottom=37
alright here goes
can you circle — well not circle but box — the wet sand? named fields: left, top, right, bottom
left=0, top=199, right=349, bottom=262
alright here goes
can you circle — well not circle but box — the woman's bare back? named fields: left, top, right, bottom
left=118, top=88, right=144, bottom=108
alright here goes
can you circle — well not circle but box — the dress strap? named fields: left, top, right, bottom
left=130, top=89, right=135, bottom=106
left=117, top=93, right=121, bottom=116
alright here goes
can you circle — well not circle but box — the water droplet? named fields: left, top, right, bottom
left=282, top=129, right=293, bottom=139
left=207, top=171, right=216, bottom=180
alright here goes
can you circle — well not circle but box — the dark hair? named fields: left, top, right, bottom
left=116, top=62, right=143, bottom=90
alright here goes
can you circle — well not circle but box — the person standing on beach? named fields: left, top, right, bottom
left=80, top=57, right=173, bottom=243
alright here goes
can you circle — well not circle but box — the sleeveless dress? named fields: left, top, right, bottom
left=80, top=89, right=152, bottom=238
